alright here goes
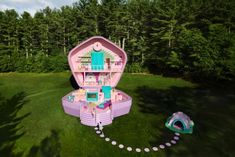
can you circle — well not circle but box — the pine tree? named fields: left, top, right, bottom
left=19, top=11, right=33, bottom=59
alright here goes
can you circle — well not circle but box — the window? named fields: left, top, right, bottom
left=86, top=92, right=98, bottom=102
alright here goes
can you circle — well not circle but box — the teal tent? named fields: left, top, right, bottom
left=165, top=112, right=194, bottom=134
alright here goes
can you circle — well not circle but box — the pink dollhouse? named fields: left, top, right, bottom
left=62, top=36, right=132, bottom=126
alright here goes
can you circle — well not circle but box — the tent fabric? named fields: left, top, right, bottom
left=168, top=112, right=191, bottom=128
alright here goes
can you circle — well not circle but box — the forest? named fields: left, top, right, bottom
left=0, top=0, right=235, bottom=81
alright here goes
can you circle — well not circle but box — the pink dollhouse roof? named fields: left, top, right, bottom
left=68, top=36, right=127, bottom=88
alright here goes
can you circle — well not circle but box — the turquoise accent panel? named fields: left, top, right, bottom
left=102, top=86, right=112, bottom=99
left=86, top=92, right=98, bottom=102
left=67, top=95, right=75, bottom=102
left=98, top=102, right=105, bottom=108
left=91, top=51, right=104, bottom=70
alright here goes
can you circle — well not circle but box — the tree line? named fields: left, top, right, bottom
left=0, top=0, right=235, bottom=81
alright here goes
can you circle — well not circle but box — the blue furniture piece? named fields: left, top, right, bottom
left=67, top=95, right=75, bottom=102
left=102, top=86, right=112, bottom=99
left=97, top=100, right=111, bottom=109
left=98, top=102, right=105, bottom=109
left=91, top=51, right=104, bottom=70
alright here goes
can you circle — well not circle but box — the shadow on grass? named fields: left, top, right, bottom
left=69, top=75, right=80, bottom=90
left=27, top=129, right=61, bottom=157
left=0, top=92, right=30, bottom=157
left=136, top=86, right=235, bottom=157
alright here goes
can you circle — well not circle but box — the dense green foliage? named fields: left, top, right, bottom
left=0, top=0, right=235, bottom=80
left=0, top=73, right=235, bottom=156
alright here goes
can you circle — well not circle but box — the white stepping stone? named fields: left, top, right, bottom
left=165, top=142, right=171, bottom=147
left=119, top=144, right=124, bottom=149
left=94, top=127, right=98, bottom=130
left=105, top=138, right=110, bottom=142
left=96, top=131, right=101, bottom=134
left=159, top=145, right=165, bottom=149
left=175, top=132, right=180, bottom=136
left=152, top=147, right=158, bottom=151
left=111, top=141, right=117, bottom=145
left=100, top=134, right=105, bottom=138
left=144, top=148, right=150, bottom=152
left=171, top=140, right=177, bottom=144
left=135, top=148, right=141, bottom=152
left=174, top=136, right=180, bottom=140
left=127, top=147, right=132, bottom=151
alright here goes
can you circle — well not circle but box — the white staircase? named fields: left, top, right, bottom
left=80, top=106, right=96, bottom=126
left=96, top=109, right=113, bottom=125
left=80, top=103, right=113, bottom=126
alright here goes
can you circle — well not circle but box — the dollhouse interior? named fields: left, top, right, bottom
left=71, top=41, right=125, bottom=87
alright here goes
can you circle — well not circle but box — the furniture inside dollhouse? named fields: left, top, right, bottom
left=69, top=85, right=127, bottom=115
left=71, top=87, right=127, bottom=103
left=73, top=41, right=125, bottom=88
left=83, top=72, right=111, bottom=86
left=76, top=49, right=123, bottom=72
left=73, top=87, right=110, bottom=114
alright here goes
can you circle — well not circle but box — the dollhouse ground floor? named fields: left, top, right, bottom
left=62, top=89, right=132, bottom=126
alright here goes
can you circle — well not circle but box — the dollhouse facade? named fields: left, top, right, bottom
left=62, top=36, right=132, bottom=126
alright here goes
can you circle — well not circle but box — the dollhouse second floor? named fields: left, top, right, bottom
left=72, top=42, right=124, bottom=72
left=69, top=36, right=127, bottom=88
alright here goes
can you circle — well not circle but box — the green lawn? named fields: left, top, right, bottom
left=0, top=73, right=235, bottom=157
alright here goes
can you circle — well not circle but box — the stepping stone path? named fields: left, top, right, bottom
left=144, top=148, right=150, bottom=152
left=174, top=136, right=180, bottom=140
left=111, top=141, right=117, bottom=145
left=127, top=147, right=132, bottom=151
left=94, top=127, right=181, bottom=153
left=175, top=132, right=180, bottom=136
left=135, top=148, right=141, bottom=152
left=105, top=138, right=110, bottom=142
left=159, top=145, right=165, bottom=149
left=171, top=140, right=177, bottom=144
left=152, top=147, right=158, bottom=151
left=165, top=142, right=171, bottom=147
left=119, top=144, right=124, bottom=149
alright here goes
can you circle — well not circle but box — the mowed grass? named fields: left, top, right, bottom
left=0, top=72, right=235, bottom=157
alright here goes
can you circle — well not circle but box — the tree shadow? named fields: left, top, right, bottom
left=135, top=85, right=235, bottom=157
left=69, top=75, right=80, bottom=89
left=0, top=92, right=31, bottom=157
left=27, top=129, right=61, bottom=157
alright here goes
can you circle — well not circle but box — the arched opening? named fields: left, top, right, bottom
left=173, top=121, right=184, bottom=130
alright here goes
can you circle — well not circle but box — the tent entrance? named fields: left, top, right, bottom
left=173, top=121, right=184, bottom=130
